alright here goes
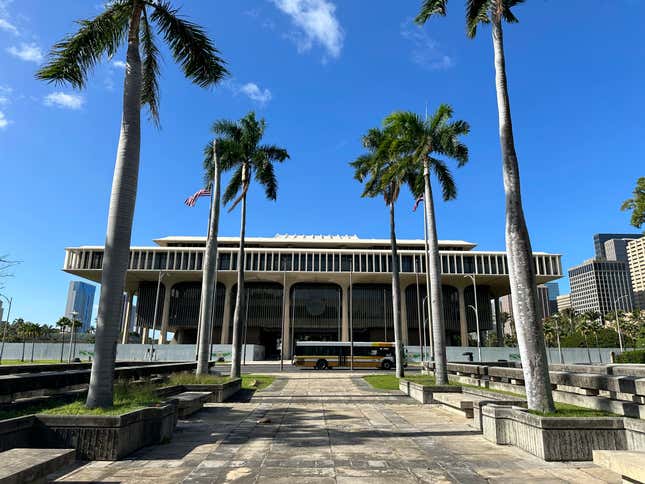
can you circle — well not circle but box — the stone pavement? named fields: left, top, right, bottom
left=51, top=372, right=622, bottom=483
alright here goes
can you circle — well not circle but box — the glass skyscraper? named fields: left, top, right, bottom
left=65, top=281, right=96, bottom=332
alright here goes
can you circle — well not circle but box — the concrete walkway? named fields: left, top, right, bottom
left=52, top=372, right=621, bottom=483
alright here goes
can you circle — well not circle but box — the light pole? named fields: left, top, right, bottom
left=0, top=294, right=12, bottom=363
left=613, top=294, right=631, bottom=352
left=68, top=310, right=78, bottom=363
left=463, top=274, right=481, bottom=362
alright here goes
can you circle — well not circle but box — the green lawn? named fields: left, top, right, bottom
left=0, top=359, right=65, bottom=365
left=363, top=375, right=400, bottom=390
left=165, top=373, right=233, bottom=386
left=242, top=374, right=275, bottom=391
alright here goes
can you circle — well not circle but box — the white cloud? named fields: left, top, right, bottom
left=271, top=0, right=343, bottom=59
left=44, top=92, right=84, bottom=110
left=0, top=85, right=11, bottom=105
left=239, top=83, right=272, bottom=105
left=0, top=110, right=9, bottom=129
left=401, top=21, right=454, bottom=71
left=112, top=60, right=126, bottom=69
left=7, top=42, right=44, bottom=63
left=0, top=18, right=17, bottom=35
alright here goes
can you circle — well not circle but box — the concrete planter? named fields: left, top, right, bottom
left=184, top=378, right=241, bottom=402
left=35, top=404, right=176, bottom=460
left=0, top=415, right=37, bottom=452
left=399, top=379, right=459, bottom=404
left=481, top=404, right=628, bottom=461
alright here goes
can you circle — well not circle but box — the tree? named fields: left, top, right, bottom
left=621, top=177, right=645, bottom=231
left=206, top=112, right=289, bottom=378
left=384, top=106, right=470, bottom=385
left=415, top=0, right=555, bottom=412
left=350, top=126, right=416, bottom=377
left=14, top=319, right=27, bottom=362
left=37, top=1, right=227, bottom=407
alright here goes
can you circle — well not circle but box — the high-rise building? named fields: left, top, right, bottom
left=604, top=238, right=638, bottom=262
left=544, top=281, right=559, bottom=314
left=65, top=281, right=96, bottom=332
left=556, top=294, right=571, bottom=312
left=568, top=259, right=634, bottom=315
left=536, top=284, right=552, bottom=320
left=594, top=233, right=642, bottom=259
left=627, top=237, right=645, bottom=310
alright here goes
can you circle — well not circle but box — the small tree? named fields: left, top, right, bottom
left=621, top=177, right=645, bottom=231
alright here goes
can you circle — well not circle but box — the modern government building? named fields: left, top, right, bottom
left=63, top=234, right=563, bottom=358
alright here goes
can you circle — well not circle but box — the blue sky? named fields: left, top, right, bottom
left=0, top=0, right=643, bottom=325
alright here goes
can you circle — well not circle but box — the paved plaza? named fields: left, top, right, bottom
left=52, top=373, right=622, bottom=483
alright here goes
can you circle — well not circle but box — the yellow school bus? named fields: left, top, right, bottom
left=292, top=341, right=406, bottom=370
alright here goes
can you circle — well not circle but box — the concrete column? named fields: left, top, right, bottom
left=142, top=327, right=149, bottom=344
left=159, top=283, right=172, bottom=344
left=220, top=284, right=232, bottom=344
left=458, top=286, right=469, bottom=346
left=282, top=281, right=292, bottom=359
left=121, top=291, right=134, bottom=344
left=400, top=282, right=408, bottom=345
left=341, top=285, right=349, bottom=342
left=494, top=297, right=504, bottom=346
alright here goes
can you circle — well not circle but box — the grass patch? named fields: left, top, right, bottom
left=0, top=359, right=65, bottom=365
left=242, top=374, right=275, bottom=391
left=529, top=402, right=619, bottom=418
left=165, top=373, right=232, bottom=386
left=363, top=375, right=400, bottom=390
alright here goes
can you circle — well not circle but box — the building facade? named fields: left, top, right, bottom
left=627, top=237, right=645, bottom=310
left=594, top=233, right=642, bottom=260
left=64, top=281, right=96, bottom=332
left=63, top=235, right=562, bottom=357
left=604, top=238, right=638, bottom=263
left=568, top=259, right=634, bottom=315
left=556, top=294, right=571, bottom=312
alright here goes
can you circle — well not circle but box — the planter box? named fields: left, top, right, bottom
left=399, top=379, right=459, bottom=404
left=35, top=404, right=176, bottom=460
left=184, top=378, right=241, bottom=402
left=481, top=404, right=627, bottom=461
left=0, top=415, right=37, bottom=452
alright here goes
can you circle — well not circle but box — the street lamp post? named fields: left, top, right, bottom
left=613, top=294, right=631, bottom=352
left=463, top=274, right=481, bottom=362
left=0, top=294, right=12, bottom=363
left=68, top=310, right=78, bottom=363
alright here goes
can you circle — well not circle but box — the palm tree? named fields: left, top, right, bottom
left=206, top=112, right=289, bottom=378
left=27, top=322, right=41, bottom=362
left=56, top=317, right=70, bottom=362
left=384, top=106, right=470, bottom=385
left=37, top=1, right=227, bottom=407
left=415, top=1, right=555, bottom=412
left=350, top=126, right=417, bottom=377
left=14, top=319, right=27, bottom=362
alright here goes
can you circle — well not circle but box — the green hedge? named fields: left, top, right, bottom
left=615, top=350, right=645, bottom=363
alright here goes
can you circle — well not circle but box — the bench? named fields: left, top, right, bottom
left=432, top=392, right=490, bottom=418
left=166, top=391, right=212, bottom=418
left=593, top=450, right=645, bottom=483
left=0, top=448, right=75, bottom=484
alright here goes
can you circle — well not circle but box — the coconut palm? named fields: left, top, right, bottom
left=384, top=106, right=470, bottom=385
left=350, top=126, right=417, bottom=377
left=205, top=112, right=289, bottom=378
left=56, top=317, right=70, bottom=362
left=37, top=1, right=227, bottom=407
left=415, top=1, right=554, bottom=411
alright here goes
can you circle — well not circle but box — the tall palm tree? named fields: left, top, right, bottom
left=205, top=112, right=289, bottom=378
left=37, top=1, right=227, bottom=407
left=56, top=317, right=70, bottom=362
left=385, top=106, right=470, bottom=385
left=415, top=0, right=555, bottom=412
left=350, top=126, right=417, bottom=377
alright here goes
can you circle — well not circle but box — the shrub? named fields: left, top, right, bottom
left=615, top=349, right=645, bottom=363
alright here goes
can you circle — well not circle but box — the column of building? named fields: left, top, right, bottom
left=457, top=286, right=469, bottom=346
left=159, top=280, right=172, bottom=344
left=121, top=290, right=135, bottom=344
left=220, top=284, right=233, bottom=344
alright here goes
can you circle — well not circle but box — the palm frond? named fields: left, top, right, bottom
left=254, top=159, right=278, bottom=201
left=150, top=0, right=228, bottom=88
left=222, top=166, right=243, bottom=205
left=466, top=0, right=491, bottom=38
left=140, top=9, right=160, bottom=126
left=428, top=103, right=454, bottom=133
left=36, top=0, right=132, bottom=87
left=212, top=119, right=242, bottom=139
left=502, top=0, right=524, bottom=24
left=415, top=0, right=448, bottom=25
left=429, top=157, right=457, bottom=201
left=258, top=144, right=290, bottom=163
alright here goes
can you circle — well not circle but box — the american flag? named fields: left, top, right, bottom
left=412, top=195, right=424, bottom=212
left=184, top=188, right=211, bottom=207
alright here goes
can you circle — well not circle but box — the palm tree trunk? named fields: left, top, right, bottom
left=423, top=162, right=448, bottom=384
left=492, top=18, right=554, bottom=412
left=389, top=201, right=404, bottom=378
left=230, top=173, right=248, bottom=378
left=86, top=3, right=143, bottom=408
left=197, top=142, right=221, bottom=375
left=30, top=338, right=35, bottom=362
left=20, top=338, right=25, bottom=362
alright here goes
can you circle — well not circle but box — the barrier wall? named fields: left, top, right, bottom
left=0, top=343, right=265, bottom=362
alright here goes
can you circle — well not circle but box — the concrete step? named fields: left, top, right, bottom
left=0, top=448, right=75, bottom=484
left=593, top=450, right=645, bottom=483
left=433, top=392, right=489, bottom=418
left=167, top=391, right=213, bottom=418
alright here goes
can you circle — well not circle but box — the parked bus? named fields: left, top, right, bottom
left=292, top=341, right=405, bottom=370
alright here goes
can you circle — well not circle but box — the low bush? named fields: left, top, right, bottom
left=615, top=349, right=645, bottom=363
